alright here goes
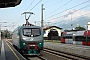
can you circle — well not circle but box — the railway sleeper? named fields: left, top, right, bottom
left=44, top=48, right=90, bottom=60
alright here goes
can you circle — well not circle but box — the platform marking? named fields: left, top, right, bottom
left=6, top=41, right=20, bottom=60
left=6, top=40, right=26, bottom=60
left=1, top=40, right=6, bottom=60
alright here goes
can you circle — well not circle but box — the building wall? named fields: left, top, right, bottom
left=88, top=21, right=90, bottom=30
left=44, top=27, right=62, bottom=37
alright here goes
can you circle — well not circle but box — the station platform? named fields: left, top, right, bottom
left=0, top=40, right=26, bottom=60
left=44, top=42, right=90, bottom=58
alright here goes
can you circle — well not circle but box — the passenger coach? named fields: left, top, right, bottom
left=61, top=30, right=90, bottom=46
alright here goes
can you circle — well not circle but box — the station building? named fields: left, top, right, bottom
left=43, top=26, right=62, bottom=40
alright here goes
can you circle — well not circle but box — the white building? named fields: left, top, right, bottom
left=88, top=21, right=90, bottom=30
left=43, top=26, right=62, bottom=38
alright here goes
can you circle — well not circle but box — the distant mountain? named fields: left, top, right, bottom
left=58, top=16, right=90, bottom=30
left=50, top=10, right=90, bottom=30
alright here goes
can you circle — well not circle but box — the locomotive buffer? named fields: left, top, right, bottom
left=0, top=40, right=26, bottom=60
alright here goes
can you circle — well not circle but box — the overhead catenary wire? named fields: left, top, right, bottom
left=14, top=0, right=90, bottom=26
left=46, top=0, right=63, bottom=8
left=5, top=0, right=90, bottom=30
left=29, top=0, right=42, bottom=11
left=52, top=8, right=90, bottom=27
left=45, top=0, right=90, bottom=20
left=24, top=0, right=43, bottom=25
left=13, top=0, right=36, bottom=25
left=25, top=0, right=35, bottom=11
left=47, top=9, right=90, bottom=27
left=15, top=0, right=35, bottom=23
left=3, top=0, right=43, bottom=31
left=8, top=0, right=42, bottom=29
left=16, top=0, right=42, bottom=23
left=57, top=12, right=90, bottom=24
left=45, top=0, right=72, bottom=17
left=28, top=0, right=51, bottom=22
left=6, top=0, right=34, bottom=27
left=49, top=4, right=90, bottom=21
left=43, top=11, right=90, bottom=27
left=43, top=0, right=51, bottom=4
left=31, top=0, right=65, bottom=24
left=14, top=16, right=24, bottom=25
left=31, top=0, right=89, bottom=26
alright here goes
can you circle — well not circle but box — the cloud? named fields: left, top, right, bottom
left=62, top=10, right=90, bottom=21
left=49, top=19, right=56, bottom=23
left=59, top=10, right=90, bottom=30
left=49, top=10, right=90, bottom=23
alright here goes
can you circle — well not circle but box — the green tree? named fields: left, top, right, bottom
left=75, top=26, right=86, bottom=30
left=1, top=29, right=12, bottom=39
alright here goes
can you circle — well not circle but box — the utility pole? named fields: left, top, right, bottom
left=41, top=4, right=45, bottom=28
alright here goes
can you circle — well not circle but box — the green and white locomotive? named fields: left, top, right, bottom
left=12, top=25, right=44, bottom=55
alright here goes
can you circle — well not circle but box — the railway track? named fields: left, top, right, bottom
left=24, top=55, right=46, bottom=60
left=43, top=48, right=90, bottom=60
left=6, top=40, right=90, bottom=60
left=6, top=40, right=46, bottom=60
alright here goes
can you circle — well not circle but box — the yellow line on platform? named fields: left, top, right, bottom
left=5, top=41, right=20, bottom=60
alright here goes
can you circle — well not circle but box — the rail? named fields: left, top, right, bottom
left=44, top=48, right=90, bottom=60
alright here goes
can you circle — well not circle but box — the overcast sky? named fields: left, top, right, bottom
left=0, top=0, right=90, bottom=31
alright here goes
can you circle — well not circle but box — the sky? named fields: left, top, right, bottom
left=0, top=0, right=90, bottom=31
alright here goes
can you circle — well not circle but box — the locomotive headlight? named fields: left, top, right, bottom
left=23, top=43, right=26, bottom=45
left=39, top=43, right=42, bottom=45
left=23, top=38, right=26, bottom=40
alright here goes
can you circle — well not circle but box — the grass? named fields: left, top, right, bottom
left=44, top=40, right=61, bottom=43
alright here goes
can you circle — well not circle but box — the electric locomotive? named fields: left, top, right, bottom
left=12, top=25, right=44, bottom=55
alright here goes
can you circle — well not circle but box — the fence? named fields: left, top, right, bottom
left=44, top=36, right=61, bottom=40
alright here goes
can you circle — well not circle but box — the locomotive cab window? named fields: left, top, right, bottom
left=23, top=29, right=31, bottom=36
left=23, top=28, right=40, bottom=37
left=32, top=29, right=40, bottom=36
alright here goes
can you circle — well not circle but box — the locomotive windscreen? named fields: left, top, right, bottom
left=23, top=28, right=40, bottom=37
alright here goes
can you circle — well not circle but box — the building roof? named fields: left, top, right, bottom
left=43, top=26, right=62, bottom=30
